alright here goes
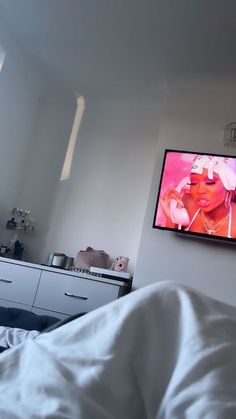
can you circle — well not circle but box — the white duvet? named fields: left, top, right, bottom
left=0, top=282, right=235, bottom=418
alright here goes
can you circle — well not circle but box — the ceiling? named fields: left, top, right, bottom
left=1, top=0, right=236, bottom=101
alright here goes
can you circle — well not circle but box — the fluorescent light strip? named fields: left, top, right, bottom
left=0, top=46, right=5, bottom=72
left=60, top=96, right=85, bottom=181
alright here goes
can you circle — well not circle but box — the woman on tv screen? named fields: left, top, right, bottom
left=157, top=153, right=236, bottom=238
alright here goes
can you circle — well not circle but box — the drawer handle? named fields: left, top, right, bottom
left=0, top=278, right=12, bottom=284
left=64, top=292, right=88, bottom=301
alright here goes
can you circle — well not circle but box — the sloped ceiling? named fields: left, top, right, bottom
left=0, top=0, right=236, bottom=101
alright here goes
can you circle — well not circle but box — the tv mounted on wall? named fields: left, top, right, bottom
left=153, top=149, right=236, bottom=242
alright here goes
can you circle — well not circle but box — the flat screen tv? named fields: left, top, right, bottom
left=153, top=149, right=236, bottom=242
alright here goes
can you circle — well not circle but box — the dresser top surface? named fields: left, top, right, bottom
left=0, top=256, right=131, bottom=287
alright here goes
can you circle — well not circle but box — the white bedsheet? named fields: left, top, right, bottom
left=0, top=282, right=235, bottom=418
left=0, top=326, right=40, bottom=348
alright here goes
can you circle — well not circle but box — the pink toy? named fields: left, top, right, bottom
left=111, top=256, right=129, bottom=272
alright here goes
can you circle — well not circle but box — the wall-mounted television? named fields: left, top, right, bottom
left=153, top=149, right=236, bottom=243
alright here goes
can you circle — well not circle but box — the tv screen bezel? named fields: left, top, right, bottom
left=152, top=148, right=236, bottom=244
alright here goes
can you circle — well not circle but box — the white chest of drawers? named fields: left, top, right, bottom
left=0, top=258, right=131, bottom=319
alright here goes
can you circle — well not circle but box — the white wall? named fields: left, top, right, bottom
left=15, top=98, right=76, bottom=263
left=0, top=18, right=161, bottom=270
left=42, top=100, right=161, bottom=272
left=134, top=76, right=236, bottom=306
left=0, top=24, right=45, bottom=239
left=0, top=17, right=74, bottom=261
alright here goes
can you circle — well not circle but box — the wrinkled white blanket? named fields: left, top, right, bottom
left=0, top=326, right=40, bottom=348
left=0, top=281, right=235, bottom=418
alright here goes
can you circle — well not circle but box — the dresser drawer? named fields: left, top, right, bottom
left=34, top=271, right=120, bottom=315
left=0, top=261, right=40, bottom=305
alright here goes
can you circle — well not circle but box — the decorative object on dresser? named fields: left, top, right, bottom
left=50, top=253, right=67, bottom=269
left=111, top=256, right=129, bottom=272
left=0, top=257, right=132, bottom=320
left=89, top=266, right=131, bottom=280
left=0, top=306, right=60, bottom=331
left=46, top=253, right=74, bottom=270
left=74, top=246, right=109, bottom=269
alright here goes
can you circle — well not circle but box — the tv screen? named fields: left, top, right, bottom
left=153, top=149, right=236, bottom=242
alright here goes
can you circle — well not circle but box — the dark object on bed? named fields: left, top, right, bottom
left=0, top=307, right=87, bottom=353
left=0, top=306, right=60, bottom=331
left=0, top=306, right=62, bottom=354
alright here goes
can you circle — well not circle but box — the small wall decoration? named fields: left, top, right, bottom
left=223, top=122, right=236, bottom=148
left=2, top=208, right=35, bottom=260
left=6, top=208, right=34, bottom=232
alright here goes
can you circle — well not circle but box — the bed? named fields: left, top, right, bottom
left=0, top=306, right=60, bottom=352
left=0, top=281, right=235, bottom=418
left=0, top=306, right=60, bottom=331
